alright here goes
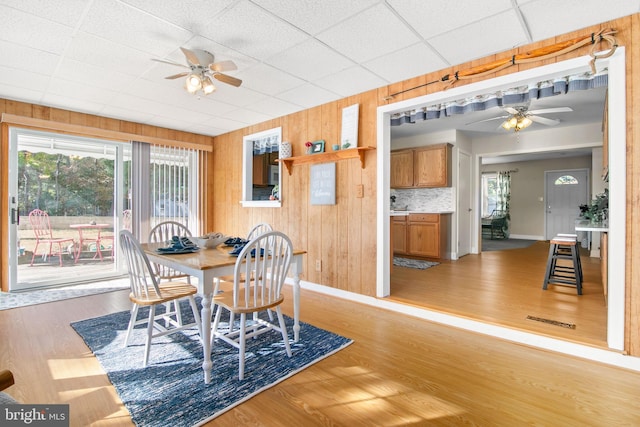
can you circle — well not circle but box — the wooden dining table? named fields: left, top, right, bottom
left=142, top=242, right=306, bottom=384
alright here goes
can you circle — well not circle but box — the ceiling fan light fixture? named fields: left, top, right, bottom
left=201, top=76, right=216, bottom=94
left=516, top=116, right=532, bottom=131
left=185, top=73, right=202, bottom=92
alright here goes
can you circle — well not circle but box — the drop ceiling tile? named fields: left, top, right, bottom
left=249, top=97, right=304, bottom=119
left=41, top=93, right=105, bottom=115
left=266, top=39, right=354, bottom=81
left=428, top=10, right=528, bottom=66
left=252, top=0, right=378, bottom=35
left=223, top=108, right=273, bottom=125
left=0, top=5, right=74, bottom=55
left=46, top=78, right=119, bottom=104
left=119, top=0, right=234, bottom=30
left=277, top=83, right=342, bottom=108
left=0, top=66, right=51, bottom=92
left=0, top=83, right=44, bottom=104
left=1, top=0, right=89, bottom=26
left=80, top=0, right=192, bottom=57
left=237, top=64, right=305, bottom=96
left=388, top=0, right=513, bottom=39
left=200, top=1, right=309, bottom=61
left=316, top=3, right=420, bottom=63
left=202, top=84, right=269, bottom=108
left=56, top=59, right=138, bottom=90
left=314, top=66, right=387, bottom=97
left=0, top=41, right=60, bottom=73
left=520, top=0, right=640, bottom=41
left=100, top=104, right=156, bottom=125
left=186, top=123, right=231, bottom=137
left=364, top=42, right=448, bottom=83
left=65, top=33, right=158, bottom=76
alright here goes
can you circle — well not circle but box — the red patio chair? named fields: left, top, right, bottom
left=28, top=209, right=75, bottom=267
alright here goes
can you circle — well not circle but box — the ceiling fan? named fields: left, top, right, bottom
left=467, top=104, right=573, bottom=132
left=152, top=47, right=242, bottom=95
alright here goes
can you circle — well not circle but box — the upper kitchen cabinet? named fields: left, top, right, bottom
left=391, top=143, right=452, bottom=188
left=390, top=150, right=414, bottom=188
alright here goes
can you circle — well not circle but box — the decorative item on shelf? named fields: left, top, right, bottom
left=579, top=188, right=608, bottom=224
left=342, top=140, right=351, bottom=150
left=279, top=141, right=291, bottom=159
left=305, top=141, right=313, bottom=154
left=332, top=144, right=340, bottom=151
left=269, top=185, right=279, bottom=201
left=311, top=140, right=325, bottom=154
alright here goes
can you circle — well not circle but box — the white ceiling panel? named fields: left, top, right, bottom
left=520, top=0, right=640, bottom=40
left=252, top=0, right=378, bottom=35
left=0, top=0, right=634, bottom=137
left=276, top=84, right=342, bottom=109
left=389, top=0, right=513, bottom=39
left=266, top=39, right=354, bottom=81
left=0, top=5, right=74, bottom=55
left=364, top=42, right=448, bottom=83
left=428, top=10, right=529, bottom=66
left=317, top=3, right=420, bottom=63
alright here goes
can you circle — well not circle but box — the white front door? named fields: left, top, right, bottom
left=544, top=169, right=589, bottom=239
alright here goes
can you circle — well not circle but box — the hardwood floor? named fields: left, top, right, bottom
left=390, top=241, right=608, bottom=347
left=2, top=264, right=639, bottom=425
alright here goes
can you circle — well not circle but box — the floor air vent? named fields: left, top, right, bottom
left=526, top=315, right=576, bottom=329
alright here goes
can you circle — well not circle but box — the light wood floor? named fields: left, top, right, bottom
left=2, top=268, right=639, bottom=426
left=390, top=241, right=608, bottom=347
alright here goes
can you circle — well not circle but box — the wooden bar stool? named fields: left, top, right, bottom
left=542, top=235, right=583, bottom=295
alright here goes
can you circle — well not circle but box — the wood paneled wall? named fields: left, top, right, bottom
left=208, top=15, right=640, bottom=356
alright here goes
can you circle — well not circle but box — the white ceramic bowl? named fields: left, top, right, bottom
left=194, top=235, right=226, bottom=249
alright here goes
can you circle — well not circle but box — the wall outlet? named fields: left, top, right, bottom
left=315, top=259, right=321, bottom=271
left=356, top=184, right=364, bottom=198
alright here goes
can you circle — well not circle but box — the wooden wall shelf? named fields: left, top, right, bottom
left=277, top=146, right=375, bottom=175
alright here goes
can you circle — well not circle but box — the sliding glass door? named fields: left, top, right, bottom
left=8, top=128, right=130, bottom=291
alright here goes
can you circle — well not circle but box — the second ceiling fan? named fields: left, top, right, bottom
left=153, top=47, right=242, bottom=95
left=468, top=104, right=573, bottom=132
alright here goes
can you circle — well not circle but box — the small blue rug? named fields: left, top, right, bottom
left=71, top=303, right=352, bottom=426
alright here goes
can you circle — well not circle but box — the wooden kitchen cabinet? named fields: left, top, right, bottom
left=253, top=152, right=279, bottom=186
left=413, top=144, right=451, bottom=187
left=390, top=143, right=451, bottom=188
left=392, top=215, right=408, bottom=254
left=390, top=150, right=414, bottom=188
left=392, top=213, right=449, bottom=260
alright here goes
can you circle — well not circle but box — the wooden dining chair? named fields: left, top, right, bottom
left=148, top=221, right=192, bottom=283
left=211, top=231, right=293, bottom=380
left=28, top=209, right=75, bottom=267
left=119, top=230, right=202, bottom=367
left=214, top=223, right=274, bottom=326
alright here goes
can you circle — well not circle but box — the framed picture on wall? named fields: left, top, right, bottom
left=311, top=140, right=325, bottom=153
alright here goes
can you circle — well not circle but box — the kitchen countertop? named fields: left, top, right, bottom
left=574, top=219, right=609, bottom=232
left=390, top=210, right=454, bottom=216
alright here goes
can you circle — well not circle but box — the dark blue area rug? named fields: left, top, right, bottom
left=71, top=303, right=352, bottom=426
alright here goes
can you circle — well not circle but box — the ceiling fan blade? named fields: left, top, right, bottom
left=165, top=72, right=189, bottom=80
left=528, top=107, right=573, bottom=115
left=152, top=58, right=188, bottom=68
left=504, top=107, right=519, bottom=115
left=180, top=47, right=202, bottom=67
left=210, top=60, right=237, bottom=72
left=529, top=115, right=560, bottom=126
left=213, top=73, right=242, bottom=87
left=466, top=115, right=508, bottom=126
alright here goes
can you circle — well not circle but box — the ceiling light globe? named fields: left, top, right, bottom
left=201, top=77, right=216, bottom=94
left=186, top=74, right=202, bottom=92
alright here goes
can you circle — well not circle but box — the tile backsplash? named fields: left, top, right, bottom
left=391, top=187, right=454, bottom=212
